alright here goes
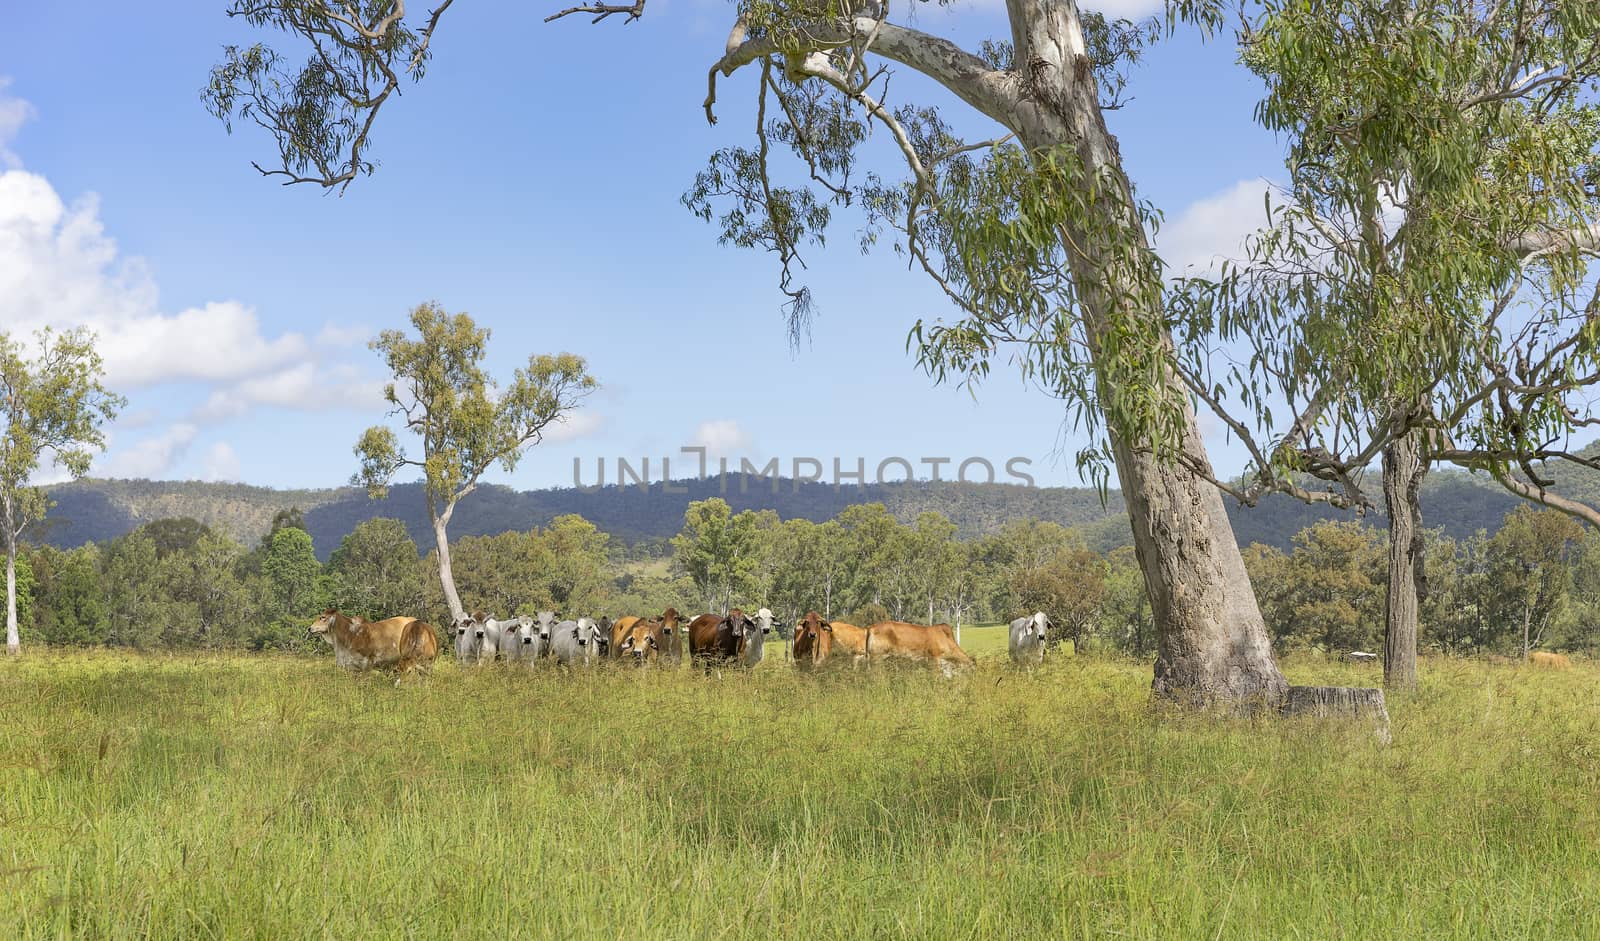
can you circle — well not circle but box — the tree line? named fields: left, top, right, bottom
left=13, top=497, right=1597, bottom=660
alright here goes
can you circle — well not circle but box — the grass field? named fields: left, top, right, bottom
left=4, top=645, right=1600, bottom=939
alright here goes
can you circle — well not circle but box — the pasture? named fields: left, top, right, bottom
left=4, top=648, right=1600, bottom=939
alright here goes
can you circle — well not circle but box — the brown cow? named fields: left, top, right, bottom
left=865, top=620, right=974, bottom=675
left=658, top=607, right=692, bottom=664
left=1528, top=651, right=1572, bottom=669
left=686, top=609, right=757, bottom=670
left=307, top=608, right=439, bottom=683
left=618, top=618, right=668, bottom=665
left=791, top=611, right=869, bottom=670
left=610, top=616, right=643, bottom=660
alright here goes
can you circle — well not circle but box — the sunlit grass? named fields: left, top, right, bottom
left=3, top=648, right=1598, bottom=938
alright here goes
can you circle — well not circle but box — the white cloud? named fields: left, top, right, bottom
left=200, top=442, right=242, bottom=482
left=692, top=419, right=750, bottom=458
left=1080, top=0, right=1165, bottom=17
left=193, top=361, right=384, bottom=422
left=1156, top=178, right=1278, bottom=277
left=0, top=83, right=385, bottom=485
left=0, top=171, right=323, bottom=388
left=546, top=410, right=605, bottom=443
left=99, top=423, right=199, bottom=479
left=0, top=78, right=33, bottom=169
left=27, top=461, right=75, bottom=487
left=115, top=407, right=161, bottom=430
left=316, top=322, right=373, bottom=348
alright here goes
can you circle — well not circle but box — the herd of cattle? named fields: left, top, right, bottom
left=305, top=607, right=1058, bottom=681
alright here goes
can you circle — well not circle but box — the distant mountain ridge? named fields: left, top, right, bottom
left=36, top=465, right=1575, bottom=559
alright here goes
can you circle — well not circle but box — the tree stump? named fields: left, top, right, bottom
left=1283, top=685, right=1391, bottom=742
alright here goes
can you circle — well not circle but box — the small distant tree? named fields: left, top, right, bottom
left=672, top=499, right=764, bottom=614
left=938, top=539, right=989, bottom=644
left=542, top=514, right=611, bottom=615
left=161, top=533, right=254, bottom=647
left=834, top=503, right=903, bottom=614
left=1269, top=522, right=1388, bottom=653
left=1101, top=545, right=1155, bottom=656
left=103, top=530, right=160, bottom=647
left=27, top=544, right=108, bottom=646
left=1008, top=544, right=1108, bottom=652
left=262, top=527, right=325, bottom=623
left=765, top=518, right=847, bottom=624
left=438, top=531, right=552, bottom=619
left=1488, top=506, right=1586, bottom=656
left=240, top=506, right=308, bottom=577
left=326, top=518, right=425, bottom=620
left=904, top=511, right=957, bottom=627
left=142, top=518, right=215, bottom=558
left=1, top=328, right=122, bottom=655
left=354, top=302, right=595, bottom=623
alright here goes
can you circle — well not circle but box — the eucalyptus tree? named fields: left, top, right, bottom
left=671, top=499, right=771, bottom=613
left=0, top=328, right=122, bottom=656
left=325, top=517, right=427, bottom=620
left=204, top=0, right=1292, bottom=706
left=1487, top=505, right=1585, bottom=656
left=766, top=517, right=848, bottom=621
left=353, top=302, right=595, bottom=623
left=1172, top=0, right=1600, bottom=689
left=541, top=515, right=613, bottom=615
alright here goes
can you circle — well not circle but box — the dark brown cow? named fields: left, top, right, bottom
left=791, top=611, right=869, bottom=670
left=686, top=609, right=758, bottom=670
left=307, top=608, right=439, bottom=683
left=865, top=620, right=974, bottom=675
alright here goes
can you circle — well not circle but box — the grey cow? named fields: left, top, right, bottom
left=550, top=617, right=604, bottom=667
left=452, top=613, right=481, bottom=663
left=743, top=607, right=780, bottom=668
left=505, top=614, right=554, bottom=665
left=1008, top=612, right=1052, bottom=666
left=478, top=615, right=518, bottom=663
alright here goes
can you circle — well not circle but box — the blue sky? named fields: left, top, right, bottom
left=1, top=0, right=1288, bottom=492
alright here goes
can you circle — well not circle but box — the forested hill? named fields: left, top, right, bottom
left=36, top=467, right=1560, bottom=558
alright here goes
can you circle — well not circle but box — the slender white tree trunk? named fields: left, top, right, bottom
left=431, top=508, right=465, bottom=624
left=5, top=524, right=19, bottom=657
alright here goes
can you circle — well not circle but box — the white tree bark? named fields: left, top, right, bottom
left=5, top=533, right=18, bottom=657
left=431, top=508, right=466, bottom=624
left=4, top=496, right=17, bottom=656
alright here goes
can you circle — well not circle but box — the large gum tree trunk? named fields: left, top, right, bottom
left=1382, top=431, right=1427, bottom=691
left=1009, top=3, right=1287, bottom=708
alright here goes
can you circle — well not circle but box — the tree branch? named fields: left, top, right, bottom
left=1507, top=222, right=1600, bottom=259
left=703, top=18, right=1016, bottom=129
left=1491, top=471, right=1600, bottom=528
left=544, top=0, right=647, bottom=24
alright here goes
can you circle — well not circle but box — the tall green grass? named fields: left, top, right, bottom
left=3, top=647, right=1599, bottom=938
